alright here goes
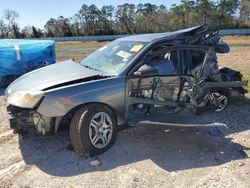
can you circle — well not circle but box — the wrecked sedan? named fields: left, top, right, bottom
left=5, top=25, right=248, bottom=156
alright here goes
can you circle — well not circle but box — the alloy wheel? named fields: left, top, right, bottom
left=89, top=112, right=113, bottom=149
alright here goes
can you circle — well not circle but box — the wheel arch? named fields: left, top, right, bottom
left=209, top=87, right=231, bottom=98
left=55, top=102, right=118, bottom=133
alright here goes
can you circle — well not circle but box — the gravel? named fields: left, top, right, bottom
left=0, top=93, right=250, bottom=188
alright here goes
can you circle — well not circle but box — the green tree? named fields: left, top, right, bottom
left=195, top=0, right=215, bottom=24
left=44, top=18, right=58, bottom=37
left=115, top=3, right=136, bottom=34
left=0, top=19, right=8, bottom=37
left=3, top=9, right=21, bottom=38
left=239, top=0, right=250, bottom=26
left=100, top=5, right=115, bottom=34
left=171, top=0, right=196, bottom=28
left=218, top=0, right=240, bottom=28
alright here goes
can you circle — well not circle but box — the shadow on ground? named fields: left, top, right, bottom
left=17, top=96, right=250, bottom=177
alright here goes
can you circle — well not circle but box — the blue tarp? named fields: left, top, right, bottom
left=0, top=39, right=55, bottom=77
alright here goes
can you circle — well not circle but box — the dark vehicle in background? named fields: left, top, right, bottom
left=5, top=25, right=248, bottom=156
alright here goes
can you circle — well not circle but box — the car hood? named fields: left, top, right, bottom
left=5, top=60, right=104, bottom=96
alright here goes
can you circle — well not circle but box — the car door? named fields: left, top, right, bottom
left=125, top=45, right=209, bottom=124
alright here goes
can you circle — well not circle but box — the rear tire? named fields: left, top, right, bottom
left=208, top=89, right=230, bottom=112
left=70, top=104, right=117, bottom=156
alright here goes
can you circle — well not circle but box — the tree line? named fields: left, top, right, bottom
left=1, top=0, right=250, bottom=38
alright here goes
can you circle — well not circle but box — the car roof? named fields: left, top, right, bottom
left=116, top=25, right=207, bottom=43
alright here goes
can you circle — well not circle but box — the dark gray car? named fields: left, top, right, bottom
left=5, top=25, right=247, bottom=156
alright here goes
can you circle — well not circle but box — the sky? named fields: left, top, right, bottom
left=0, top=0, right=180, bottom=29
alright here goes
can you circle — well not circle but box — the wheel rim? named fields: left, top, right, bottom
left=89, top=112, right=113, bottom=149
left=208, top=92, right=228, bottom=112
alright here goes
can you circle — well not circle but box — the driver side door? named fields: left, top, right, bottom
left=126, top=46, right=188, bottom=124
left=125, top=45, right=209, bottom=124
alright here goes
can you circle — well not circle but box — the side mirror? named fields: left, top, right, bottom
left=133, top=64, right=159, bottom=78
left=214, top=43, right=230, bottom=53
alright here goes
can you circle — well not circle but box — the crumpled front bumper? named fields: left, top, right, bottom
left=7, top=105, right=36, bottom=133
left=7, top=105, right=54, bottom=135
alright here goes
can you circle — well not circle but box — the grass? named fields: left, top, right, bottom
left=218, top=36, right=250, bottom=93
left=56, top=41, right=108, bottom=62
left=222, top=36, right=250, bottom=46
left=227, top=44, right=250, bottom=47
left=240, top=69, right=250, bottom=92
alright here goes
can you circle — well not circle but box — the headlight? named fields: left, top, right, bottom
left=7, top=90, right=45, bottom=108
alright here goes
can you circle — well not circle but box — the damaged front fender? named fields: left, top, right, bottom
left=37, top=76, right=126, bottom=125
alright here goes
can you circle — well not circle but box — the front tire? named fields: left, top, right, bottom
left=70, top=104, right=117, bottom=156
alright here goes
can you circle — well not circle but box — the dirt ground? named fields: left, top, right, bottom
left=0, top=36, right=250, bottom=188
